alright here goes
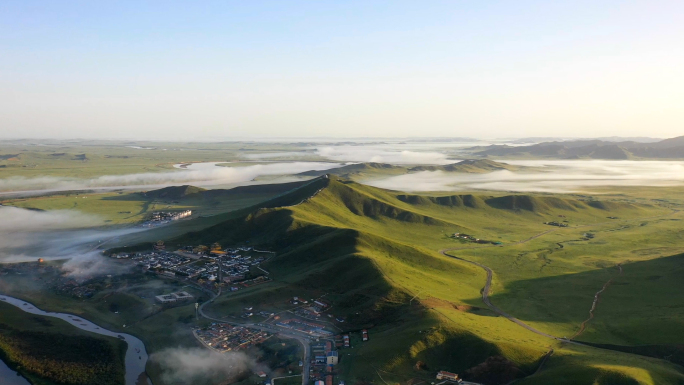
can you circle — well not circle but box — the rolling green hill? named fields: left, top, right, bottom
left=471, top=135, right=684, bottom=159
left=141, top=185, right=207, bottom=200
left=297, top=159, right=524, bottom=181
left=147, top=175, right=684, bottom=385
left=408, top=159, right=521, bottom=173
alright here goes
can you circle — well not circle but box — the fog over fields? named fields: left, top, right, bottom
left=367, top=160, right=684, bottom=193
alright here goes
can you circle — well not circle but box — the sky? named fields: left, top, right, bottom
left=1, top=1, right=683, bottom=140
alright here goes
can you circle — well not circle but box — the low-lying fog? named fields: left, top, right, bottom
left=366, top=160, right=684, bottom=193
left=0, top=161, right=340, bottom=195
left=0, top=206, right=143, bottom=276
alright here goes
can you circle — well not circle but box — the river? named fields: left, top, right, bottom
left=0, top=359, right=31, bottom=385
left=0, top=295, right=151, bottom=385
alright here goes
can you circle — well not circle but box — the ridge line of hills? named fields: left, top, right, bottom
left=297, top=159, right=522, bottom=179
left=471, top=135, right=684, bottom=159
left=108, top=176, right=679, bottom=384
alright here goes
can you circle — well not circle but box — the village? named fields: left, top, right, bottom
left=0, top=242, right=479, bottom=385
left=194, top=323, right=273, bottom=352
left=140, top=210, right=193, bottom=228
left=110, top=241, right=271, bottom=293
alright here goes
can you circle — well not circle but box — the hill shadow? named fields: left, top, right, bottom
left=463, top=253, right=684, bottom=361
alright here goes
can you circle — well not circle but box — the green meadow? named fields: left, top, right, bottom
left=153, top=176, right=684, bottom=384
left=3, top=157, right=684, bottom=384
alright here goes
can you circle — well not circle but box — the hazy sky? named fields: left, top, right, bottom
left=1, top=1, right=683, bottom=139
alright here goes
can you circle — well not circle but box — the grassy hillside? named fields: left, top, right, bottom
left=156, top=175, right=684, bottom=384
left=408, top=159, right=521, bottom=172
left=298, top=159, right=523, bottom=181
left=0, top=301, right=126, bottom=385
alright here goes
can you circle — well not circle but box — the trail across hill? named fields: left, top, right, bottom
left=439, top=207, right=681, bottom=346
left=439, top=246, right=568, bottom=343
left=570, top=264, right=623, bottom=340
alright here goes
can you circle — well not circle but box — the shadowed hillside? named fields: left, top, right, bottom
left=142, top=185, right=207, bottom=200
left=117, top=176, right=681, bottom=385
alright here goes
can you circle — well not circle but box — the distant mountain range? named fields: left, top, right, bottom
left=506, top=136, right=663, bottom=144
left=297, top=159, right=522, bottom=178
left=473, top=136, right=684, bottom=159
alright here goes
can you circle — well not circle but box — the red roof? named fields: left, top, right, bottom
left=438, top=371, right=459, bottom=379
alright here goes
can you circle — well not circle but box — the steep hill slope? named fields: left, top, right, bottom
left=139, top=176, right=679, bottom=385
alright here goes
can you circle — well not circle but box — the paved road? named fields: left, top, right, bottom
left=197, top=287, right=313, bottom=385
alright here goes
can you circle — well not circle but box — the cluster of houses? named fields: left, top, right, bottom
left=195, top=323, right=272, bottom=352
left=141, top=210, right=192, bottom=228
left=544, top=221, right=569, bottom=227
left=452, top=233, right=502, bottom=245
left=110, top=243, right=271, bottom=292
left=275, top=318, right=333, bottom=338
left=121, top=250, right=190, bottom=270
left=292, top=298, right=332, bottom=320
left=150, top=210, right=192, bottom=222
left=312, top=341, right=339, bottom=385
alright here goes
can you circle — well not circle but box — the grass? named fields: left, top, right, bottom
left=161, top=176, right=684, bottom=384
left=0, top=270, right=209, bottom=385
left=0, top=301, right=127, bottom=385
left=0, top=141, right=323, bottom=179
left=4, top=167, right=684, bottom=384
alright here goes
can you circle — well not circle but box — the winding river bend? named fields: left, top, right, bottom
left=0, top=295, right=150, bottom=385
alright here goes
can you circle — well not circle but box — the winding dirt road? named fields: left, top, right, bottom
left=440, top=247, right=569, bottom=343
left=438, top=208, right=680, bottom=344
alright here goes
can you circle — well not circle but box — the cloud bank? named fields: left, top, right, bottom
left=315, top=145, right=454, bottom=165
left=0, top=207, right=143, bottom=276
left=151, top=348, right=266, bottom=385
left=367, top=160, right=684, bottom=193
left=0, top=161, right=341, bottom=194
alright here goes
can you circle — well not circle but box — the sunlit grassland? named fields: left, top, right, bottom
left=4, top=169, right=684, bottom=384
left=0, top=141, right=322, bottom=179
left=449, top=209, right=684, bottom=343
left=188, top=177, right=684, bottom=384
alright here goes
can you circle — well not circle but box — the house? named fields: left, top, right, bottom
left=154, top=291, right=194, bottom=304
left=315, top=381, right=325, bottom=385
left=326, top=351, right=338, bottom=365
left=326, top=375, right=333, bottom=385
left=314, top=300, right=328, bottom=308
left=436, top=371, right=460, bottom=381
left=173, top=291, right=193, bottom=301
